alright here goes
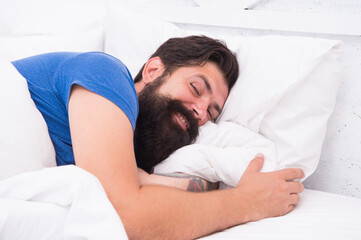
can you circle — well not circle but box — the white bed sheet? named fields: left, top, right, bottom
left=200, top=189, right=361, bottom=240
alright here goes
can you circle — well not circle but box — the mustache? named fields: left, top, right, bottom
left=166, top=99, right=198, bottom=136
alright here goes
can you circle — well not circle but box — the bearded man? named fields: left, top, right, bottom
left=12, top=35, right=304, bottom=239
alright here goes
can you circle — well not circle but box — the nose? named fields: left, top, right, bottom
left=192, top=101, right=209, bottom=126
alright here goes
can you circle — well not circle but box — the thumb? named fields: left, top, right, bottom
left=246, top=153, right=264, bottom=173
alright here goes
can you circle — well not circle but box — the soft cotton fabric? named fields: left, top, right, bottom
left=0, top=166, right=128, bottom=240
left=12, top=52, right=138, bottom=166
left=0, top=58, right=56, bottom=180
left=1, top=165, right=361, bottom=240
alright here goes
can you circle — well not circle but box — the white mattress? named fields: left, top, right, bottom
left=201, top=189, right=361, bottom=240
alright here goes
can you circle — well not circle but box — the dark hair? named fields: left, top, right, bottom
left=133, top=35, right=239, bottom=90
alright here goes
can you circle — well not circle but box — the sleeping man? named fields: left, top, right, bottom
left=12, top=35, right=304, bottom=239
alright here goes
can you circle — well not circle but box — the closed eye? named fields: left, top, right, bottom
left=207, top=109, right=213, bottom=120
left=190, top=83, right=200, bottom=96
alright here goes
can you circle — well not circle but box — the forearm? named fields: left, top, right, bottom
left=116, top=184, right=245, bottom=240
left=144, top=172, right=219, bottom=192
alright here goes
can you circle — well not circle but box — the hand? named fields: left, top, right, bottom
left=236, top=153, right=304, bottom=222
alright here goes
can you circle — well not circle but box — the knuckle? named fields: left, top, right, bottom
left=282, top=204, right=294, bottom=216
left=288, top=204, right=295, bottom=213
left=280, top=183, right=288, bottom=192
left=298, top=169, right=305, bottom=178
left=276, top=182, right=288, bottom=193
left=293, top=168, right=301, bottom=176
left=299, top=182, right=304, bottom=192
left=290, top=168, right=304, bottom=179
left=294, top=194, right=301, bottom=203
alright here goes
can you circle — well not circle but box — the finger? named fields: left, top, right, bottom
left=274, top=168, right=305, bottom=181
left=289, top=193, right=301, bottom=205
left=285, top=204, right=295, bottom=215
left=246, top=154, right=264, bottom=173
left=286, top=181, right=304, bottom=194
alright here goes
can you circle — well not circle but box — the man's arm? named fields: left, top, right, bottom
left=69, top=86, right=304, bottom=240
left=137, top=168, right=219, bottom=192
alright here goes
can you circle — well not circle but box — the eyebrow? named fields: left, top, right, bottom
left=197, top=75, right=222, bottom=117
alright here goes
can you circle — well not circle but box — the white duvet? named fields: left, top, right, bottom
left=0, top=166, right=128, bottom=240
left=1, top=166, right=361, bottom=240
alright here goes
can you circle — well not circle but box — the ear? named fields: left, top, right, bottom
left=142, top=56, right=165, bottom=84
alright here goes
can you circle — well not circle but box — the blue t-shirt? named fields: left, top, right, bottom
left=12, top=52, right=138, bottom=166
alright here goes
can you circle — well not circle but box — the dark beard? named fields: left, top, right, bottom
left=134, top=76, right=199, bottom=173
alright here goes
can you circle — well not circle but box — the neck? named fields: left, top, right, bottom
left=134, top=81, right=145, bottom=95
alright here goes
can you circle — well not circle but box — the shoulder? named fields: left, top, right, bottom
left=75, top=52, right=120, bottom=63
left=69, top=52, right=129, bottom=73
left=58, top=52, right=139, bottom=129
left=56, top=52, right=133, bottom=85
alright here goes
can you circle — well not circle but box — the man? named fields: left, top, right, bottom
left=13, top=35, right=304, bottom=239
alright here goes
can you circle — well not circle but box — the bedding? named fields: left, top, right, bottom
left=103, top=2, right=342, bottom=186
left=1, top=166, right=360, bottom=240
left=154, top=121, right=279, bottom=186
left=0, top=166, right=128, bottom=240
left=200, top=189, right=361, bottom=240
left=0, top=59, right=56, bottom=180
left=0, top=1, right=104, bottom=179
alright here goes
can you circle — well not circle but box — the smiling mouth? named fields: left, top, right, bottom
left=174, top=112, right=189, bottom=131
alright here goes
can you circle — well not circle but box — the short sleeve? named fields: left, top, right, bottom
left=53, top=52, right=139, bottom=130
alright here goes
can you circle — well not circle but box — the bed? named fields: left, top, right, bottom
left=1, top=0, right=360, bottom=239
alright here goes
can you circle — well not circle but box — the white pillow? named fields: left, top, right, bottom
left=0, top=59, right=56, bottom=180
left=0, top=28, right=104, bottom=61
left=217, top=36, right=342, bottom=177
left=104, top=2, right=342, bottom=182
left=0, top=0, right=105, bottom=179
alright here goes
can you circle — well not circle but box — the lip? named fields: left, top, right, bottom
left=174, top=113, right=189, bottom=131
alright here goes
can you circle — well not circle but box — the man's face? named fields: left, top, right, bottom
left=134, top=62, right=228, bottom=172
left=158, top=62, right=229, bottom=126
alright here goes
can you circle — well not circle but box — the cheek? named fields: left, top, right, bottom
left=159, top=83, right=184, bottom=98
left=168, top=84, right=193, bottom=101
left=160, top=82, right=196, bottom=108
left=177, top=91, right=197, bottom=108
